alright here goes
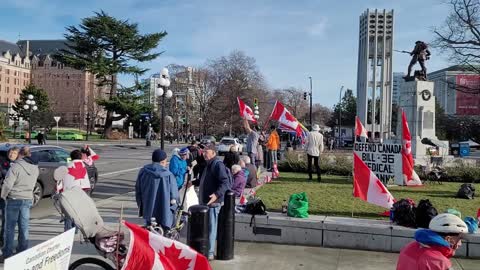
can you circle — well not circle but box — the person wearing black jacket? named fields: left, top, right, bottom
left=0, top=147, right=19, bottom=247
left=198, top=143, right=230, bottom=261
left=223, top=145, right=240, bottom=170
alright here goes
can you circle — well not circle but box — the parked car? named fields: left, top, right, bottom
left=58, top=132, right=84, bottom=141
left=0, top=144, right=98, bottom=207
left=200, top=135, right=217, bottom=144
left=217, top=137, right=244, bottom=155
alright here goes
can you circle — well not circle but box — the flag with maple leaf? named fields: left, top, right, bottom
left=122, top=221, right=211, bottom=270
left=55, top=160, right=90, bottom=192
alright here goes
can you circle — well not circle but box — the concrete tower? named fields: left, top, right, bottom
left=356, top=9, right=394, bottom=140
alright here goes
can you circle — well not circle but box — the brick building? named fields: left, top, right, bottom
left=0, top=40, right=31, bottom=115
left=17, top=40, right=108, bottom=129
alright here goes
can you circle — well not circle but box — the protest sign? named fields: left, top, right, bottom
left=5, top=228, right=75, bottom=270
left=354, top=142, right=403, bottom=185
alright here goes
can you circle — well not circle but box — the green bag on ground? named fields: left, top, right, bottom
left=287, top=192, right=309, bottom=218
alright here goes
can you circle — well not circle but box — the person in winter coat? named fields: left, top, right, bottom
left=241, top=156, right=257, bottom=188
left=0, top=147, right=39, bottom=260
left=54, top=150, right=91, bottom=231
left=266, top=125, right=280, bottom=171
left=198, top=143, right=231, bottom=260
left=136, top=149, right=179, bottom=230
left=0, top=146, right=19, bottom=247
left=223, top=145, right=240, bottom=170
left=396, top=213, right=468, bottom=270
left=169, top=148, right=189, bottom=190
left=305, top=124, right=324, bottom=182
left=231, top=165, right=246, bottom=198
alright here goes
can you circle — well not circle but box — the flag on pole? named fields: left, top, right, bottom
left=270, top=101, right=303, bottom=135
left=401, top=110, right=422, bottom=186
left=353, top=153, right=395, bottom=209
left=122, top=222, right=211, bottom=270
left=237, top=97, right=257, bottom=123
left=355, top=116, right=368, bottom=139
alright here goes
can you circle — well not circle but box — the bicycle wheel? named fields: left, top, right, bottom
left=69, top=257, right=115, bottom=270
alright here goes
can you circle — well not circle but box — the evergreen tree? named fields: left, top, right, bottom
left=327, top=89, right=357, bottom=127
left=12, top=85, right=53, bottom=129
left=56, top=11, right=167, bottom=138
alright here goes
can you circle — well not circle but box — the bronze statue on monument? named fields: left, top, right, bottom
left=396, top=41, right=431, bottom=81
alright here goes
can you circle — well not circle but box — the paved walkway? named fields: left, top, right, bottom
left=2, top=192, right=478, bottom=269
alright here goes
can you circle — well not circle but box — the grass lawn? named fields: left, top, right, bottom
left=256, top=172, right=479, bottom=219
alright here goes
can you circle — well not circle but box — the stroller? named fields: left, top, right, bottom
left=53, top=186, right=163, bottom=269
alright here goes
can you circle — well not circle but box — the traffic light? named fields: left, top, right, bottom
left=304, top=92, right=307, bottom=100
left=253, top=98, right=258, bottom=107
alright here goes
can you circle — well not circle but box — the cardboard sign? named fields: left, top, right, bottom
left=354, top=142, right=403, bottom=185
left=5, top=228, right=75, bottom=270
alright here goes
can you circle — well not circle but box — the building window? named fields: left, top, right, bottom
left=6, top=87, right=9, bottom=94
left=6, top=69, right=9, bottom=75
left=66, top=81, right=69, bottom=87
left=6, top=98, right=9, bottom=104
left=6, top=78, right=9, bottom=83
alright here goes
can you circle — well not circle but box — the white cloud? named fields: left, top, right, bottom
left=307, top=17, right=328, bottom=38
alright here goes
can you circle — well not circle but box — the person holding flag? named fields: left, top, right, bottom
left=243, top=118, right=260, bottom=168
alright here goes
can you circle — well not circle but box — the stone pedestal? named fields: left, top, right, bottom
left=398, top=80, right=449, bottom=163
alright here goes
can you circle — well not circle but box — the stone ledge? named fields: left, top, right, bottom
left=234, top=213, right=480, bottom=258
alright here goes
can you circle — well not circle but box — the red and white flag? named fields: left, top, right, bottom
left=353, top=153, right=395, bottom=209
left=237, top=97, right=257, bottom=123
left=270, top=101, right=302, bottom=135
left=401, top=110, right=422, bottom=186
left=355, top=116, right=368, bottom=139
left=122, top=222, right=211, bottom=270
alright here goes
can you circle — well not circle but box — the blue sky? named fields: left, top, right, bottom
left=1, top=0, right=451, bottom=108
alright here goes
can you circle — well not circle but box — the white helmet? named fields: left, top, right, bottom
left=429, top=213, right=468, bottom=234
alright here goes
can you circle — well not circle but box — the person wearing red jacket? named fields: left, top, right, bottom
left=396, top=213, right=468, bottom=270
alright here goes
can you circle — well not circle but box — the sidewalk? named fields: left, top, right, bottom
left=4, top=191, right=478, bottom=270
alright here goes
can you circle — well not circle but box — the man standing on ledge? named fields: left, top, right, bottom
left=306, top=124, right=324, bottom=182
left=198, top=143, right=230, bottom=261
left=243, top=119, right=260, bottom=168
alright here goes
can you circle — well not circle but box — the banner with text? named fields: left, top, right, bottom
left=5, top=228, right=75, bottom=270
left=354, top=142, right=403, bottom=185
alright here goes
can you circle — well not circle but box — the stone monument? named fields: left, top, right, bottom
left=398, top=81, right=449, bottom=163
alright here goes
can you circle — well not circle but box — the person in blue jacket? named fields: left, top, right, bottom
left=135, top=149, right=179, bottom=230
left=169, top=147, right=189, bottom=190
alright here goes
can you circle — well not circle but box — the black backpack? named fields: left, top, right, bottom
left=457, top=184, right=475, bottom=199
left=415, top=199, right=438, bottom=228
left=391, top=198, right=417, bottom=228
left=244, top=199, right=267, bottom=235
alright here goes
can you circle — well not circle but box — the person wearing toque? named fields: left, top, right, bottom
left=135, top=149, right=179, bottom=231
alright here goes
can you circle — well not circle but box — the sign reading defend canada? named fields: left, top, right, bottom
left=354, top=142, right=403, bottom=185
left=5, top=228, right=75, bottom=270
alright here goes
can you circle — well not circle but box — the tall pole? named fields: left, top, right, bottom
left=338, top=86, right=344, bottom=148
left=161, top=94, right=166, bottom=150
left=28, top=110, right=32, bottom=144
left=56, top=121, right=59, bottom=145
left=309, top=77, right=313, bottom=127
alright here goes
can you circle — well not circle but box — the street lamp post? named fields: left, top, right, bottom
left=86, top=112, right=91, bottom=141
left=23, top=94, right=38, bottom=144
left=338, top=86, right=344, bottom=148
left=308, top=77, right=313, bottom=127
left=156, top=67, right=173, bottom=150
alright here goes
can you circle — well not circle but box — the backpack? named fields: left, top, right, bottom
left=415, top=199, right=438, bottom=228
left=56, top=186, right=104, bottom=238
left=391, top=198, right=417, bottom=228
left=244, top=199, right=267, bottom=235
left=457, top=184, right=475, bottom=199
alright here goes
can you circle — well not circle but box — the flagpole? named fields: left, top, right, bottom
left=116, top=203, right=124, bottom=270
left=351, top=198, right=355, bottom=218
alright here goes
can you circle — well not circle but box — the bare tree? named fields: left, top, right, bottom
left=205, top=51, right=266, bottom=136
left=433, top=0, right=480, bottom=94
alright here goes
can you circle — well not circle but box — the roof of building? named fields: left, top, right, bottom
left=0, top=39, right=24, bottom=57
left=17, top=40, right=70, bottom=56
left=428, top=65, right=480, bottom=76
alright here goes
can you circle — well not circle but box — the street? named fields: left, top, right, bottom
left=30, top=140, right=185, bottom=220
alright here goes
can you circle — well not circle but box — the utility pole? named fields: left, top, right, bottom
left=308, top=77, right=313, bottom=128
left=338, top=86, right=344, bottom=147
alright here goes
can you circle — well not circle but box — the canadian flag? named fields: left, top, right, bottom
left=54, top=160, right=91, bottom=193
left=353, top=153, right=395, bottom=209
left=122, top=222, right=211, bottom=270
left=270, top=101, right=302, bottom=135
left=401, top=110, right=422, bottom=186
left=237, top=97, right=257, bottom=123
left=355, top=116, right=368, bottom=139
